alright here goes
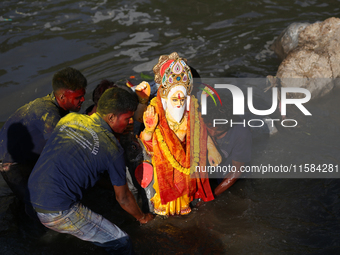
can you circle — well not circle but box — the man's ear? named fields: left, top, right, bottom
left=106, top=113, right=117, bottom=124
left=55, top=89, right=65, bottom=101
left=59, top=93, right=65, bottom=101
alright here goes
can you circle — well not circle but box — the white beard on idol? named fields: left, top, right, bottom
left=161, top=86, right=187, bottom=123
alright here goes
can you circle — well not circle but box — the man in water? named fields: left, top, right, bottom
left=28, top=87, right=154, bottom=255
left=0, top=67, right=87, bottom=213
left=85, top=79, right=148, bottom=207
left=201, top=92, right=252, bottom=196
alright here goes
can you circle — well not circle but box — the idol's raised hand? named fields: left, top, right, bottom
left=142, top=105, right=158, bottom=141
left=143, top=105, right=158, bottom=131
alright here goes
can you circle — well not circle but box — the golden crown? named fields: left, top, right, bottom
left=153, top=52, right=193, bottom=99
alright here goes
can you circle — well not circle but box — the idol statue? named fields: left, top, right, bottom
left=139, top=52, right=221, bottom=216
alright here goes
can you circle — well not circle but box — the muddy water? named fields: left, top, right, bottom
left=1, top=0, right=340, bottom=254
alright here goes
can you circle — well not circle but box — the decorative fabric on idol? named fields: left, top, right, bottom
left=153, top=52, right=193, bottom=99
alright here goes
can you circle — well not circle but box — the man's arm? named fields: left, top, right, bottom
left=134, top=81, right=150, bottom=123
left=214, top=160, right=244, bottom=197
left=114, top=183, right=154, bottom=224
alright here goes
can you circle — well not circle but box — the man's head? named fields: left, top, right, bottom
left=92, top=80, right=116, bottom=106
left=97, top=87, right=138, bottom=133
left=202, top=93, right=235, bottom=138
left=52, top=67, right=87, bottom=112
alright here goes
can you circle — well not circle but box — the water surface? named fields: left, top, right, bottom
left=1, top=0, right=340, bottom=254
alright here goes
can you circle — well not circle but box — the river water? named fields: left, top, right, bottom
left=1, top=0, right=340, bottom=254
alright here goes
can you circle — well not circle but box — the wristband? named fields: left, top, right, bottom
left=139, top=98, right=149, bottom=104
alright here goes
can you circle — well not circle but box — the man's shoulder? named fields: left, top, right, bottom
left=56, top=113, right=123, bottom=159
left=29, top=93, right=54, bottom=105
left=57, top=113, right=93, bottom=131
left=25, top=94, right=59, bottom=115
left=4, top=94, right=57, bottom=123
left=220, top=125, right=252, bottom=144
left=58, top=113, right=115, bottom=142
left=230, top=124, right=252, bottom=134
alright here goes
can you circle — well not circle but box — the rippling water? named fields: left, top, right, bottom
left=1, top=0, right=340, bottom=119
left=1, top=0, right=340, bottom=254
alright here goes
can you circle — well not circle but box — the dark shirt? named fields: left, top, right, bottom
left=0, top=93, right=68, bottom=164
left=213, top=125, right=252, bottom=179
left=28, top=113, right=126, bottom=211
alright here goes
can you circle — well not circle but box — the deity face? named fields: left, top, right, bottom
left=170, top=90, right=186, bottom=109
left=167, top=87, right=187, bottom=123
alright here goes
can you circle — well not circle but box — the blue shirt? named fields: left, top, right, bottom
left=28, top=113, right=126, bottom=211
left=0, top=93, right=68, bottom=164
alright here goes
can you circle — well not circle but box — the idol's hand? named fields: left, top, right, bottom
left=143, top=105, right=158, bottom=132
left=207, top=136, right=222, bottom=166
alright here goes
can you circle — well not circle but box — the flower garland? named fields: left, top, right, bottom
left=153, top=96, right=201, bottom=176
left=192, top=97, right=200, bottom=174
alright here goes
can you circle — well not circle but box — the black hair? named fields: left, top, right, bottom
left=52, top=67, right=87, bottom=92
left=189, top=65, right=201, bottom=97
left=115, top=84, right=138, bottom=98
left=97, top=87, right=138, bottom=116
left=92, top=80, right=116, bottom=105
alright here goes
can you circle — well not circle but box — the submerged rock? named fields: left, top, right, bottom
left=269, top=17, right=340, bottom=99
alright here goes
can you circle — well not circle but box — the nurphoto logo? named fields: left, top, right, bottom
left=200, top=83, right=312, bottom=128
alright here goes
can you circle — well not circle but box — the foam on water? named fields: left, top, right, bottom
left=238, top=30, right=255, bottom=37
left=133, top=58, right=159, bottom=73
left=244, top=44, right=252, bottom=49
left=204, top=19, right=235, bottom=30
left=164, top=31, right=181, bottom=37
left=92, top=11, right=115, bottom=23
left=255, top=38, right=276, bottom=61
left=116, top=31, right=160, bottom=61
left=111, top=6, right=163, bottom=26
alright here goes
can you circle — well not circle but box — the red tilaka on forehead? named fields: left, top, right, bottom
left=178, top=93, right=181, bottom=99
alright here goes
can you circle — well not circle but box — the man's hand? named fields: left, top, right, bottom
left=207, top=135, right=222, bottom=166
left=114, top=184, right=155, bottom=224
left=135, top=81, right=151, bottom=104
left=137, top=213, right=155, bottom=224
